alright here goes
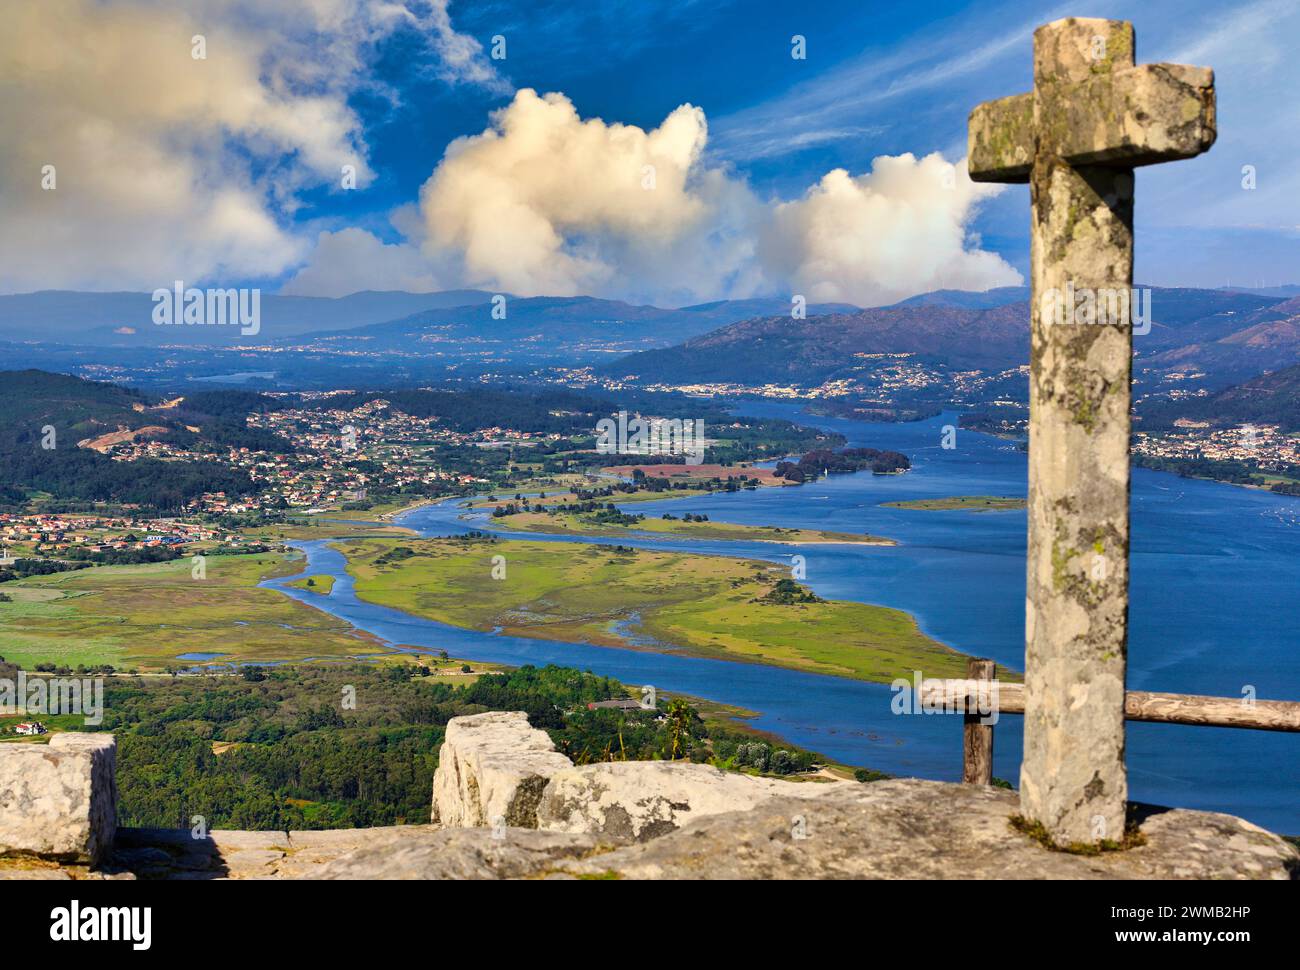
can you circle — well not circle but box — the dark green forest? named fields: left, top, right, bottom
left=774, top=447, right=910, bottom=482
left=0, top=370, right=266, bottom=511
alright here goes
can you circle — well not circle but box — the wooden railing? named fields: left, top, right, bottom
left=920, top=659, right=1300, bottom=786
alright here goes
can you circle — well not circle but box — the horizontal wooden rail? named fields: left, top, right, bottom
left=918, top=679, right=1300, bottom=732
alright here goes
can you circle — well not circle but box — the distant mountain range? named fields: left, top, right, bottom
left=290, top=295, right=862, bottom=360
left=0, top=289, right=862, bottom=360
left=3, top=285, right=1299, bottom=395
left=0, top=289, right=496, bottom=346
left=1219, top=285, right=1300, bottom=299
left=602, top=287, right=1296, bottom=390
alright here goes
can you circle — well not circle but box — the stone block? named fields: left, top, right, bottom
left=431, top=712, right=571, bottom=828
left=0, top=733, right=116, bottom=865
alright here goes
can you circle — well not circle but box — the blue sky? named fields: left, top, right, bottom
left=2, top=0, right=1296, bottom=302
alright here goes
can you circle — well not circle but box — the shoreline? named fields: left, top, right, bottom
left=377, top=498, right=440, bottom=521
left=497, top=522, right=898, bottom=547
left=474, top=504, right=898, bottom=547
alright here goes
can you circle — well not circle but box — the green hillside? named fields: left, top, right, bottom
left=1141, top=363, right=1300, bottom=432
left=0, top=369, right=279, bottom=511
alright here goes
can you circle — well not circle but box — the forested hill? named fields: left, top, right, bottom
left=304, top=386, right=614, bottom=435
left=0, top=370, right=281, bottom=510
left=0, top=368, right=151, bottom=433
left=0, top=370, right=289, bottom=450
left=601, top=303, right=1031, bottom=384
left=1140, top=362, right=1300, bottom=432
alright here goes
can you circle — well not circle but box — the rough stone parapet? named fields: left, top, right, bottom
left=319, top=779, right=1300, bottom=880
left=3, top=717, right=1294, bottom=880
left=537, top=760, right=842, bottom=842
left=0, top=733, right=116, bottom=865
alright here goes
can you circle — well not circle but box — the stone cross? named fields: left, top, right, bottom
left=967, top=18, right=1215, bottom=846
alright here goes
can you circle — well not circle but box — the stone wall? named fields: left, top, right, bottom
left=3, top=719, right=1297, bottom=880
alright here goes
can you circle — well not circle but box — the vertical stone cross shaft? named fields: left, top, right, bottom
left=968, top=18, right=1215, bottom=846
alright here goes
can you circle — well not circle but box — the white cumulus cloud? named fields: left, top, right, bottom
left=280, top=228, right=448, bottom=297
left=3, top=2, right=1018, bottom=308
left=761, top=153, right=1021, bottom=306
left=391, top=89, right=1019, bottom=306
left=417, top=89, right=717, bottom=297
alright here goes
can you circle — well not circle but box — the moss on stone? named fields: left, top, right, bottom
left=1009, top=812, right=1147, bottom=855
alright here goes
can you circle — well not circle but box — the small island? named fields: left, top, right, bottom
left=883, top=495, right=1026, bottom=512
left=284, top=574, right=336, bottom=595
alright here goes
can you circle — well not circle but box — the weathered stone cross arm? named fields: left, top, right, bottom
left=968, top=21, right=1216, bottom=182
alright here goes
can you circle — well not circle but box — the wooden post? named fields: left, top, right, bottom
left=962, top=658, right=996, bottom=785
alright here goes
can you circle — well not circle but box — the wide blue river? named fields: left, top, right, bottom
left=262, top=403, right=1299, bottom=832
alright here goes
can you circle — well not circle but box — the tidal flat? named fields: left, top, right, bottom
left=335, top=535, right=971, bottom=684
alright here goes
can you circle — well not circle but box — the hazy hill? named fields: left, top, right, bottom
left=1219, top=284, right=1300, bottom=299
left=603, top=302, right=1030, bottom=384
left=291, top=295, right=861, bottom=360
left=0, top=289, right=495, bottom=346
left=677, top=297, right=861, bottom=322
left=887, top=286, right=1029, bottom=309
left=1142, top=296, right=1300, bottom=385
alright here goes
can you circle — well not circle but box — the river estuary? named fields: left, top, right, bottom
left=262, top=402, right=1300, bottom=832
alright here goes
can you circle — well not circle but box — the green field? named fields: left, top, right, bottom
left=336, top=536, right=972, bottom=684
left=883, top=495, right=1026, bottom=512
left=0, top=554, right=384, bottom=670
left=496, top=509, right=894, bottom=545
